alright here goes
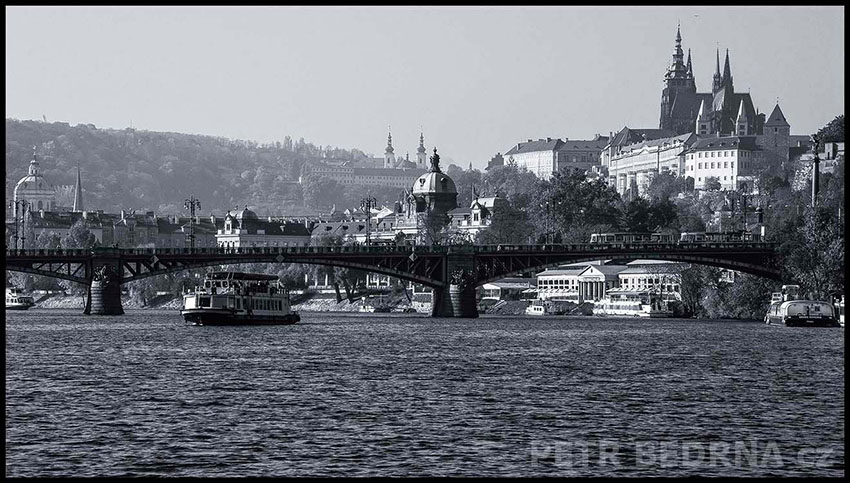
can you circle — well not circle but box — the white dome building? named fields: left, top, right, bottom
left=13, top=147, right=56, bottom=216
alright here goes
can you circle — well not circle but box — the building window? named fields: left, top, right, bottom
left=711, top=162, right=715, bottom=169
left=731, top=162, right=734, bottom=169
left=698, top=162, right=702, bottom=169
left=724, top=161, right=728, bottom=168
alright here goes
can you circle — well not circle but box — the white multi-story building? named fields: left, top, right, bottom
left=503, top=136, right=609, bottom=180
left=681, top=135, right=760, bottom=191
left=605, top=133, right=695, bottom=196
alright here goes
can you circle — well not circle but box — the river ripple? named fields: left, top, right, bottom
left=5, top=310, right=844, bottom=477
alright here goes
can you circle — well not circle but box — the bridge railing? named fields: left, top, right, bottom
left=6, top=241, right=776, bottom=259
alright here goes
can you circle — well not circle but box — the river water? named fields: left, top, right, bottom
left=5, top=309, right=844, bottom=477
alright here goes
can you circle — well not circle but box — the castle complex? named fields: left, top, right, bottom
left=601, top=25, right=794, bottom=196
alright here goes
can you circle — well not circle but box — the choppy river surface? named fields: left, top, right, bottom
left=6, top=309, right=844, bottom=477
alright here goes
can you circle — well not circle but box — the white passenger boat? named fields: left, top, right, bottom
left=181, top=272, right=299, bottom=326
left=764, top=285, right=841, bottom=328
left=525, top=300, right=547, bottom=316
left=594, top=290, right=672, bottom=318
left=5, top=287, right=36, bottom=310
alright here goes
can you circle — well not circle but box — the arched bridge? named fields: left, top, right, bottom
left=5, top=242, right=781, bottom=317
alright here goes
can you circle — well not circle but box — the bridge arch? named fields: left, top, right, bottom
left=120, top=257, right=445, bottom=288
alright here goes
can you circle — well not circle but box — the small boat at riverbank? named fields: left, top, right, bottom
left=764, top=285, right=841, bottom=328
left=593, top=290, right=673, bottom=318
left=524, top=299, right=576, bottom=316
left=360, top=295, right=392, bottom=313
left=181, top=272, right=299, bottom=326
left=6, top=287, right=36, bottom=310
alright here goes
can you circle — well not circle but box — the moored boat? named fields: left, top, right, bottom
left=181, top=272, right=299, bottom=326
left=764, top=285, right=840, bottom=328
left=360, top=295, right=392, bottom=313
left=594, top=290, right=673, bottom=318
left=6, top=287, right=36, bottom=310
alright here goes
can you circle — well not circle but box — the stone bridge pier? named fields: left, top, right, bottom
left=84, top=263, right=124, bottom=315
left=431, top=249, right=479, bottom=318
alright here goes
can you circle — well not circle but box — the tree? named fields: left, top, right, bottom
left=549, top=170, right=622, bottom=231
left=704, top=176, right=722, bottom=191
left=816, top=114, right=844, bottom=143
left=474, top=205, right=533, bottom=245
left=647, top=171, right=687, bottom=201
left=61, top=221, right=98, bottom=249
left=36, top=231, right=62, bottom=249
left=784, top=206, right=844, bottom=300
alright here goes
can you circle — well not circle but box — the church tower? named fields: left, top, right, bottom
left=384, top=129, right=396, bottom=168
left=73, top=166, right=84, bottom=212
left=660, top=24, right=697, bottom=134
left=416, top=131, right=427, bottom=169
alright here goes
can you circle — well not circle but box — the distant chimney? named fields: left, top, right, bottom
left=546, top=137, right=552, bottom=142
left=527, top=139, right=533, bottom=142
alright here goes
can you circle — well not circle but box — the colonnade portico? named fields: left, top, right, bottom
left=577, top=280, right=613, bottom=303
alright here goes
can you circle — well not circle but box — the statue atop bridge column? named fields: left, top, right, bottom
left=86, top=264, right=124, bottom=315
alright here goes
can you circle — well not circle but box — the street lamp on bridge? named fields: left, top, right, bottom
left=539, top=199, right=562, bottom=244
left=184, top=195, right=201, bottom=250
left=360, top=196, right=377, bottom=246
left=8, top=200, right=28, bottom=250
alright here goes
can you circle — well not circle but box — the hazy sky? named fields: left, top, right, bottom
left=5, top=6, right=845, bottom=168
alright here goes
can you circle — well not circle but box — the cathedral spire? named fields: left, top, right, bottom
left=672, top=24, right=684, bottom=66
left=722, top=48, right=733, bottom=88
left=686, top=48, right=693, bottom=78
left=418, top=130, right=426, bottom=153
left=712, top=46, right=722, bottom=92
left=73, top=166, right=84, bottom=212
left=386, top=128, right=394, bottom=154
